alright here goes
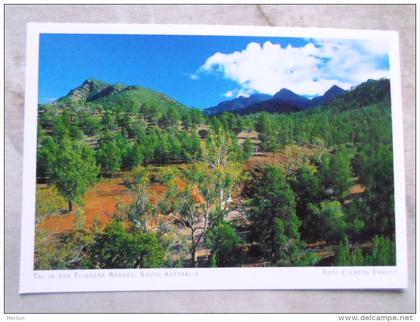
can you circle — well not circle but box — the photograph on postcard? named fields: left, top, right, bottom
left=20, top=24, right=407, bottom=292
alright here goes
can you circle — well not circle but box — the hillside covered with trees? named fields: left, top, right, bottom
left=34, top=78, right=395, bottom=269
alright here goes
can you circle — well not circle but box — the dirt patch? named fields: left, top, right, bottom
left=36, top=167, right=209, bottom=235
left=244, top=152, right=289, bottom=171
left=350, top=184, right=365, bottom=194
left=37, top=177, right=135, bottom=233
left=244, top=145, right=326, bottom=171
left=148, top=183, right=167, bottom=204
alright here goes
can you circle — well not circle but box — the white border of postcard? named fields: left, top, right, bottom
left=20, top=23, right=407, bottom=293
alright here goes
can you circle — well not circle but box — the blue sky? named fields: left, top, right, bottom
left=38, top=33, right=389, bottom=109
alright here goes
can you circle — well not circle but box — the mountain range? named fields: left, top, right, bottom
left=204, top=85, right=346, bottom=115
left=43, top=78, right=389, bottom=117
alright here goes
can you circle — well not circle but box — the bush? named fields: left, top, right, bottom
left=206, top=221, right=243, bottom=267
left=34, top=229, right=95, bottom=269
left=365, top=235, right=395, bottom=266
left=335, top=235, right=395, bottom=266
left=88, top=220, right=166, bottom=268
left=307, top=201, right=347, bottom=242
left=344, top=198, right=371, bottom=241
left=35, top=186, right=67, bottom=223
left=335, top=238, right=365, bottom=266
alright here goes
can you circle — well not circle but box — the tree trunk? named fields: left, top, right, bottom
left=203, top=208, right=209, bottom=261
left=191, top=245, right=198, bottom=267
left=191, top=228, right=198, bottom=267
left=68, top=200, right=73, bottom=212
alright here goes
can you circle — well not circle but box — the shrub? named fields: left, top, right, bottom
left=206, top=221, right=243, bottom=267
left=88, top=220, right=166, bottom=268
left=365, top=235, right=395, bottom=266
left=335, top=235, right=395, bottom=266
left=35, top=186, right=67, bottom=223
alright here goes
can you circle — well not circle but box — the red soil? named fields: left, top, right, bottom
left=37, top=177, right=135, bottom=233
left=148, top=183, right=166, bottom=204
left=36, top=174, right=203, bottom=234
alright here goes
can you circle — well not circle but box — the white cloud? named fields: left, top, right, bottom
left=198, top=39, right=389, bottom=97
left=224, top=89, right=252, bottom=98
left=224, top=90, right=234, bottom=98
left=358, top=39, right=389, bottom=56
left=190, top=73, right=199, bottom=80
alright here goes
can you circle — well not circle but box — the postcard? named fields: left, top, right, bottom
left=19, top=23, right=407, bottom=293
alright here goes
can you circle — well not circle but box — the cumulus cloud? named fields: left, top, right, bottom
left=198, top=39, right=389, bottom=97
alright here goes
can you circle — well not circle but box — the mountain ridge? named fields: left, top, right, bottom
left=43, top=78, right=389, bottom=117
left=45, top=79, right=189, bottom=113
left=204, top=84, right=346, bottom=115
left=204, top=93, right=272, bottom=115
left=273, top=88, right=311, bottom=107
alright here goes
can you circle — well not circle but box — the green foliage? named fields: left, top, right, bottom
left=248, top=166, right=303, bottom=266
left=101, top=112, right=117, bottom=131
left=96, top=139, right=122, bottom=178
left=35, top=78, right=395, bottom=269
left=158, top=159, right=242, bottom=267
left=35, top=218, right=167, bottom=269
left=38, top=104, right=59, bottom=128
left=297, top=252, right=320, bottom=266
left=81, top=114, right=102, bottom=136
left=37, top=135, right=59, bottom=180
left=201, top=130, right=244, bottom=167
left=35, top=186, right=67, bottom=224
left=35, top=229, right=95, bottom=269
left=288, top=163, right=322, bottom=240
left=365, top=235, right=395, bottom=266
left=51, top=137, right=99, bottom=211
left=59, top=79, right=109, bottom=104
left=122, top=166, right=156, bottom=232
left=344, top=198, right=371, bottom=241
left=52, top=112, right=71, bottom=139
left=355, top=143, right=395, bottom=237
left=114, top=134, right=136, bottom=170
left=323, top=78, right=390, bottom=112
left=88, top=220, right=165, bottom=268
left=52, top=110, right=84, bottom=140
left=213, top=112, right=245, bottom=134
left=335, top=238, right=365, bottom=266
left=255, top=112, right=273, bottom=134
left=129, top=142, right=144, bottom=169
left=206, top=221, right=243, bottom=267
left=335, top=235, right=395, bottom=266
left=73, top=208, right=86, bottom=231
left=242, top=138, right=254, bottom=160
left=184, top=132, right=202, bottom=161
left=307, top=201, right=347, bottom=242
left=320, top=149, right=353, bottom=197
left=255, top=112, right=280, bottom=152
left=158, top=105, right=181, bottom=129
